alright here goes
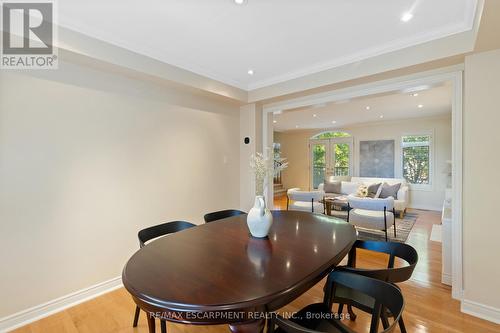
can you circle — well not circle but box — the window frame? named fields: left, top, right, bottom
left=400, top=132, right=434, bottom=191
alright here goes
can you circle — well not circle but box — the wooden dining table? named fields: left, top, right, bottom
left=122, top=210, right=357, bottom=333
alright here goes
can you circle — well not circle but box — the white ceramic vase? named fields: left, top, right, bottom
left=247, top=195, right=273, bottom=238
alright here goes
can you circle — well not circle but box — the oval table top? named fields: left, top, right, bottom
left=122, top=210, right=356, bottom=326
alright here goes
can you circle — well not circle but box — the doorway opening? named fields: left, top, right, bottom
left=263, top=68, right=463, bottom=301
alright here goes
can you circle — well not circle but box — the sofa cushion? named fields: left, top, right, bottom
left=341, top=181, right=361, bottom=195
left=351, top=177, right=407, bottom=187
left=367, top=183, right=381, bottom=198
left=289, top=201, right=324, bottom=213
left=349, top=209, right=395, bottom=230
left=379, top=182, right=401, bottom=199
left=324, top=180, right=341, bottom=194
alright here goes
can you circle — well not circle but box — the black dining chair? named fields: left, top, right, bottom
left=332, top=240, right=418, bottom=333
left=203, top=209, right=246, bottom=223
left=268, top=271, right=404, bottom=333
left=132, top=220, right=196, bottom=332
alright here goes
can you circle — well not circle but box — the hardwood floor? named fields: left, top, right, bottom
left=11, top=196, right=500, bottom=333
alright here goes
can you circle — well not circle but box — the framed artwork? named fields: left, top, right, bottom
left=359, top=140, right=395, bottom=178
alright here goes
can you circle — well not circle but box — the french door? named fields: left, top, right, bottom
left=310, top=138, right=353, bottom=189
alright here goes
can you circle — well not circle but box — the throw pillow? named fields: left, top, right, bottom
left=379, top=182, right=401, bottom=199
left=324, top=180, right=341, bottom=194
left=367, top=183, right=381, bottom=198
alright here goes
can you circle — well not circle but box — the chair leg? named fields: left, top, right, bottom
left=399, top=315, right=407, bottom=333
left=160, top=320, right=167, bottom=333
left=383, top=207, right=388, bottom=242
left=380, top=309, right=390, bottom=329
left=347, top=305, right=357, bottom=321
left=133, top=305, right=140, bottom=327
left=267, top=314, right=276, bottom=333
left=393, top=209, right=397, bottom=238
left=337, top=303, right=344, bottom=315
left=146, top=314, right=156, bottom=333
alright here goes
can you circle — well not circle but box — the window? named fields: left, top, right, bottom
left=402, top=135, right=431, bottom=185
left=311, top=131, right=351, bottom=139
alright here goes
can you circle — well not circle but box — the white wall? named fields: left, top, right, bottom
left=0, top=61, right=240, bottom=319
left=274, top=116, right=452, bottom=211
left=462, top=48, right=500, bottom=318
left=239, top=104, right=258, bottom=211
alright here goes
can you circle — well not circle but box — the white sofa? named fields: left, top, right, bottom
left=318, top=176, right=409, bottom=217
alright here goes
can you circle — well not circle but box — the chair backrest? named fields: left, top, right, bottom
left=348, top=195, right=395, bottom=211
left=275, top=271, right=404, bottom=333
left=327, top=271, right=404, bottom=333
left=203, top=209, right=246, bottom=223
left=138, top=221, right=196, bottom=248
left=287, top=188, right=324, bottom=202
left=343, top=240, right=419, bottom=283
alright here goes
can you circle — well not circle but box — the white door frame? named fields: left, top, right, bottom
left=309, top=137, right=354, bottom=189
left=309, top=139, right=330, bottom=190
left=262, top=64, right=464, bottom=300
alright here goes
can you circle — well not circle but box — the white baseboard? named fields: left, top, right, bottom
left=408, top=203, right=443, bottom=212
left=0, top=276, right=123, bottom=333
left=441, top=273, right=452, bottom=286
left=461, top=299, right=500, bottom=324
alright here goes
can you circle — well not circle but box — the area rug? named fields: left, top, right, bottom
left=329, top=211, right=418, bottom=243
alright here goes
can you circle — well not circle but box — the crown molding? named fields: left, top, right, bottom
left=55, top=26, right=249, bottom=102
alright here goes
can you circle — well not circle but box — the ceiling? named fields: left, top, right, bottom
left=57, top=0, right=477, bottom=91
left=273, top=83, right=452, bottom=131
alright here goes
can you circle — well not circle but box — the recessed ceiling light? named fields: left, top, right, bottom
left=247, top=69, right=254, bottom=75
left=418, top=104, right=424, bottom=108
left=273, top=120, right=277, bottom=124
left=412, top=93, right=419, bottom=97
left=332, top=120, right=337, bottom=124
left=366, top=106, right=371, bottom=110
left=379, top=115, right=384, bottom=119
left=401, top=12, right=413, bottom=22
left=234, top=0, right=247, bottom=4
left=313, top=114, right=317, bottom=118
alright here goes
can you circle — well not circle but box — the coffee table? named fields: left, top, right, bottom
left=323, top=196, right=349, bottom=216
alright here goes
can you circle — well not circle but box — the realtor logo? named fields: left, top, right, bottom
left=1, top=1, right=57, bottom=69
